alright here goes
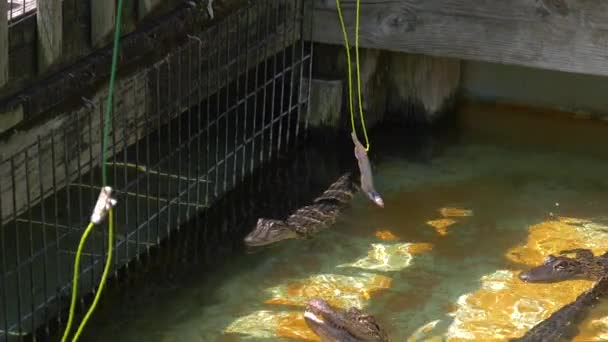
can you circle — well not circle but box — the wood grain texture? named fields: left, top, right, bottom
left=91, top=0, right=116, bottom=48
left=0, top=0, right=7, bottom=88
left=312, top=0, right=608, bottom=77
left=36, top=0, right=62, bottom=71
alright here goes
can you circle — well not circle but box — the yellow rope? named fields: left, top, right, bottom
left=71, top=209, right=113, bottom=341
left=336, top=0, right=370, bottom=151
left=60, top=221, right=93, bottom=342
left=60, top=211, right=114, bottom=342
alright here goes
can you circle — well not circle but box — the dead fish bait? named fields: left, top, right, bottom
left=351, top=132, right=384, bottom=208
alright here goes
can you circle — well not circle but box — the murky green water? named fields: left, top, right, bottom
left=81, top=107, right=608, bottom=341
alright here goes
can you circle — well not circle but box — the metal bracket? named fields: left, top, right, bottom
left=91, top=186, right=118, bottom=224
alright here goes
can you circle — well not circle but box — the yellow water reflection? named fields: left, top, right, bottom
left=264, top=273, right=392, bottom=308
left=338, top=242, right=433, bottom=272
left=439, top=207, right=474, bottom=218
left=376, top=230, right=399, bottom=241
left=224, top=310, right=319, bottom=341
left=225, top=238, right=436, bottom=339
left=426, top=207, right=473, bottom=236
left=506, top=217, right=608, bottom=266
left=427, top=218, right=457, bottom=236
left=436, top=217, right=608, bottom=341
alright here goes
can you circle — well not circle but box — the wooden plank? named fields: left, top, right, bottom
left=311, top=0, right=608, bottom=77
left=36, top=0, right=62, bottom=71
left=0, top=0, right=7, bottom=88
left=91, top=0, right=116, bottom=48
left=0, top=4, right=301, bottom=225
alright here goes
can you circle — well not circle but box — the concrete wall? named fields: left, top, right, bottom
left=461, top=61, right=608, bottom=119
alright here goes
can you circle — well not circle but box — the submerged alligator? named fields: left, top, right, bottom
left=244, top=173, right=356, bottom=247
left=519, top=248, right=608, bottom=283
left=510, top=276, right=608, bottom=342
left=514, top=248, right=608, bottom=341
left=304, top=298, right=390, bottom=342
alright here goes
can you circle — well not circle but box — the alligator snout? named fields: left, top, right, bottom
left=519, top=271, right=532, bottom=282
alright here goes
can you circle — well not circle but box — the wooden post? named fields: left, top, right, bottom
left=37, top=0, right=63, bottom=71
left=91, top=0, right=116, bottom=48
left=138, top=0, right=162, bottom=20
left=0, top=0, right=8, bottom=88
left=387, top=52, right=461, bottom=124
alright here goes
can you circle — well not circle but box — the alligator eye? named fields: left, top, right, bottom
left=553, top=261, right=567, bottom=270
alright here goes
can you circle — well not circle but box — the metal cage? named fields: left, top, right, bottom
left=0, top=0, right=313, bottom=339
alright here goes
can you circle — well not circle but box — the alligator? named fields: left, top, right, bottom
left=304, top=298, right=390, bottom=342
left=243, top=173, right=356, bottom=247
left=519, top=248, right=608, bottom=283
left=510, top=276, right=608, bottom=342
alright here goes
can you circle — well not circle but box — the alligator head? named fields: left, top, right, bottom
left=519, top=255, right=587, bottom=283
left=243, top=218, right=298, bottom=247
left=304, top=299, right=389, bottom=342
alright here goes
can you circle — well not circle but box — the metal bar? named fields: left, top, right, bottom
left=250, top=1, right=261, bottom=174
left=144, top=69, right=152, bottom=256
left=304, top=0, right=313, bottom=136
left=155, top=65, right=162, bottom=245
left=0, top=173, right=9, bottom=342
left=214, top=24, right=220, bottom=199
left=205, top=29, right=212, bottom=207
left=50, top=131, right=62, bottom=327
left=166, top=55, right=173, bottom=239
left=185, top=40, right=193, bottom=224
left=24, top=149, right=36, bottom=334
left=10, top=157, right=23, bottom=337
left=260, top=0, right=270, bottom=164
left=233, top=11, right=241, bottom=187
left=36, top=135, right=49, bottom=335
left=134, top=88, right=142, bottom=261
left=277, top=0, right=288, bottom=154
left=241, top=5, right=250, bottom=182
left=122, top=95, right=131, bottom=264
left=110, top=95, right=119, bottom=275
left=287, top=0, right=299, bottom=148
left=87, top=106, right=98, bottom=285
left=223, top=15, right=230, bottom=194
left=193, top=33, right=203, bottom=261
left=175, top=46, right=183, bottom=231
left=68, top=183, right=206, bottom=209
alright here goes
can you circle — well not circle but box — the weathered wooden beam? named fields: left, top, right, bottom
left=0, top=0, right=8, bottom=88
left=91, top=0, right=116, bottom=48
left=0, top=3, right=301, bottom=225
left=311, top=0, right=608, bottom=77
left=0, top=2, right=236, bottom=126
left=37, top=0, right=63, bottom=71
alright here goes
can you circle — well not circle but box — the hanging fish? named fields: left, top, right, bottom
left=351, top=132, right=384, bottom=208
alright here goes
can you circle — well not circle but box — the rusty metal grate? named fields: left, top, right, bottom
left=0, top=0, right=313, bottom=339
